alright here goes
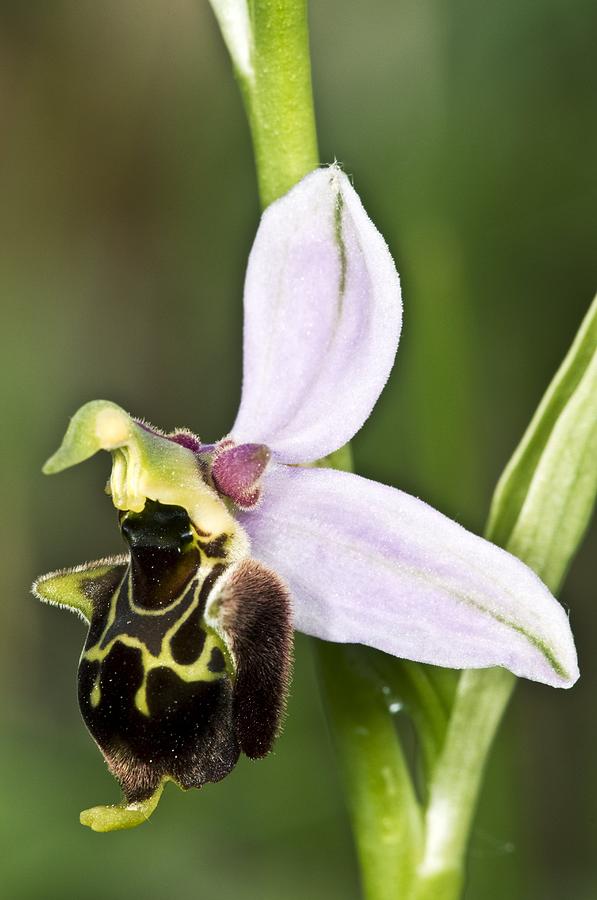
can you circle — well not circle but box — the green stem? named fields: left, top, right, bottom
left=319, top=645, right=423, bottom=900
left=370, top=657, right=450, bottom=783
left=413, top=669, right=514, bottom=899
left=236, top=0, right=319, bottom=206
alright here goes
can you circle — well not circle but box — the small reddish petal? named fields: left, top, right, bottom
left=168, top=430, right=205, bottom=454
left=212, top=443, right=271, bottom=508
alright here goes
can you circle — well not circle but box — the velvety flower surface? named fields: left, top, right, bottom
left=34, top=166, right=578, bottom=831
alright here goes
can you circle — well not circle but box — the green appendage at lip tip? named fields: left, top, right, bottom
left=80, top=780, right=165, bottom=833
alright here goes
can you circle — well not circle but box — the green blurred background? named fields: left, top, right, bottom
left=1, top=2, right=595, bottom=898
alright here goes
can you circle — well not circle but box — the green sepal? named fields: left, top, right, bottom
left=487, top=294, right=597, bottom=590
left=80, top=779, right=166, bottom=833
left=32, top=556, right=127, bottom=624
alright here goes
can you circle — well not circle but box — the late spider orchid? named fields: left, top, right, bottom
left=34, top=166, right=578, bottom=833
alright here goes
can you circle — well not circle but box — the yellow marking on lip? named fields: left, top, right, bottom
left=90, top=678, right=101, bottom=708
left=131, top=631, right=227, bottom=717
left=84, top=553, right=234, bottom=718
left=86, top=628, right=228, bottom=718
left=134, top=684, right=150, bottom=716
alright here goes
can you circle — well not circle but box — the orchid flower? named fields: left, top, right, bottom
left=34, top=165, right=578, bottom=833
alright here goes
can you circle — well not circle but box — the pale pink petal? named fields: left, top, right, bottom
left=231, top=166, right=402, bottom=463
left=238, top=465, right=578, bottom=688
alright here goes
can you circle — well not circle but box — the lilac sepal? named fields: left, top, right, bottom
left=231, top=166, right=402, bottom=463
left=238, top=465, right=579, bottom=688
left=212, top=442, right=271, bottom=508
